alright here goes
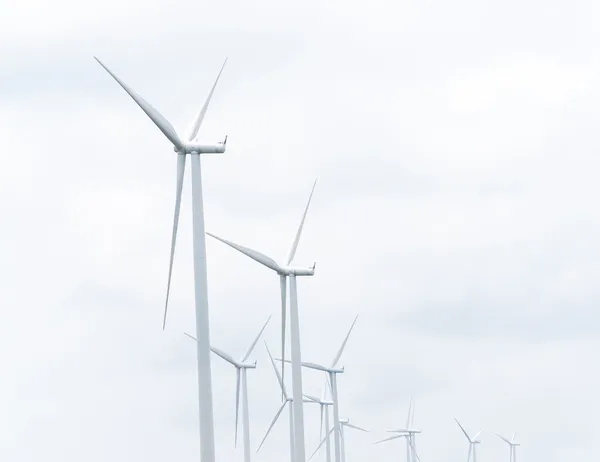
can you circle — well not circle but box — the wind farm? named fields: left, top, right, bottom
left=90, top=56, right=529, bottom=462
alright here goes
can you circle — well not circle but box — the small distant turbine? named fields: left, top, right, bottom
left=310, top=418, right=368, bottom=462
left=455, top=418, right=483, bottom=462
left=257, top=343, right=315, bottom=462
left=207, top=180, right=318, bottom=462
left=278, top=315, right=358, bottom=462
left=495, top=432, right=519, bottom=462
left=377, top=398, right=421, bottom=462
left=304, top=389, right=334, bottom=462
left=185, top=315, right=271, bottom=462
left=95, top=56, right=228, bottom=462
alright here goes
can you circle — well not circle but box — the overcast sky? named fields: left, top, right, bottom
left=2, top=0, right=600, bottom=461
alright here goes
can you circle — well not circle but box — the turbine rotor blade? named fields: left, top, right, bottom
left=94, top=57, right=184, bottom=151
left=256, top=400, right=287, bottom=452
left=472, top=429, right=484, bottom=441
left=374, top=434, right=404, bottom=444
left=344, top=422, right=368, bottom=432
left=235, top=368, right=240, bottom=447
left=309, top=425, right=335, bottom=460
left=184, top=332, right=197, bottom=341
left=265, top=343, right=287, bottom=399
left=408, top=435, right=420, bottom=462
left=185, top=57, right=228, bottom=141
left=210, top=346, right=240, bottom=367
left=279, top=274, right=287, bottom=400
left=163, top=153, right=186, bottom=329
left=319, top=404, right=324, bottom=446
left=286, top=178, right=317, bottom=265
left=406, top=397, right=413, bottom=428
left=495, top=433, right=512, bottom=445
left=242, top=315, right=272, bottom=362
left=206, top=232, right=283, bottom=272
left=330, top=314, right=359, bottom=368
left=454, top=417, right=472, bottom=442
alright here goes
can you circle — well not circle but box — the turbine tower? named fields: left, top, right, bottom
left=310, top=418, right=368, bottom=462
left=207, top=180, right=318, bottom=462
left=495, top=432, right=519, bottom=462
left=257, top=344, right=315, bottom=462
left=375, top=398, right=421, bottom=462
left=185, top=315, right=271, bottom=462
left=455, top=418, right=483, bottom=462
left=279, top=315, right=358, bottom=462
left=95, top=57, right=228, bottom=462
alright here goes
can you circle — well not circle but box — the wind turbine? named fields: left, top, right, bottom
left=207, top=180, right=318, bottom=462
left=376, top=398, right=421, bottom=462
left=495, top=432, right=519, bottom=462
left=310, top=418, right=368, bottom=462
left=184, top=315, right=271, bottom=462
left=303, top=388, right=334, bottom=462
left=455, top=418, right=483, bottom=462
left=95, top=56, right=228, bottom=462
left=278, top=315, right=358, bottom=462
left=257, top=343, right=315, bottom=462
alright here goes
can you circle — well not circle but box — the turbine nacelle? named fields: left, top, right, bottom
left=279, top=264, right=316, bottom=277
left=177, top=141, right=227, bottom=154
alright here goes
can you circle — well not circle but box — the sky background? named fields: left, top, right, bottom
left=2, top=0, right=600, bottom=461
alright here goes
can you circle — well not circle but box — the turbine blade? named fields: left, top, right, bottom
left=387, top=429, right=410, bottom=433
left=279, top=274, right=287, bottom=400
left=242, top=315, right=272, bottom=362
left=265, top=343, right=287, bottom=399
left=206, top=232, right=282, bottom=272
left=94, top=57, right=184, bottom=150
left=300, top=361, right=330, bottom=373
left=330, top=314, right=358, bottom=368
left=411, top=399, right=416, bottom=427
left=286, top=178, right=317, bottom=265
left=374, top=434, right=404, bottom=444
left=473, top=429, right=484, bottom=441
left=467, top=444, right=472, bottom=462
left=234, top=368, right=240, bottom=447
left=345, top=422, right=368, bottom=432
left=303, top=394, right=321, bottom=402
left=163, top=153, right=186, bottom=330
left=512, top=432, right=517, bottom=443
left=210, top=346, right=240, bottom=367
left=408, top=435, right=420, bottom=462
left=406, top=397, right=413, bottom=428
left=309, top=425, right=335, bottom=460
left=495, top=433, right=512, bottom=445
left=184, top=332, right=197, bottom=341
left=256, top=401, right=287, bottom=452
left=454, top=418, right=472, bottom=442
left=185, top=58, right=228, bottom=141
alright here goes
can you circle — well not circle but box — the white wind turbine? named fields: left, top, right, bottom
left=375, top=398, right=421, bottom=462
left=279, top=315, right=358, bottom=462
left=455, top=418, right=483, bottom=462
left=207, top=180, right=317, bottom=462
left=495, top=432, right=519, bottom=462
left=303, top=387, right=334, bottom=462
left=257, top=343, right=315, bottom=462
left=310, top=418, right=368, bottom=462
left=184, top=315, right=271, bottom=462
left=95, top=57, right=228, bottom=462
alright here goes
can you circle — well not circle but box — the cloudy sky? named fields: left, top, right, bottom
left=2, top=0, right=600, bottom=461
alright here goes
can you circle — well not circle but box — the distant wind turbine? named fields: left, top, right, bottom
left=185, top=315, right=271, bottom=462
left=455, top=418, right=483, bottom=462
left=95, top=56, right=228, bottom=462
left=303, top=389, right=334, bottom=462
left=310, top=418, right=368, bottom=462
left=495, top=432, right=519, bottom=462
left=376, top=398, right=421, bottom=462
left=207, top=180, right=318, bottom=462
left=278, top=315, right=358, bottom=462
left=257, top=343, right=315, bottom=462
